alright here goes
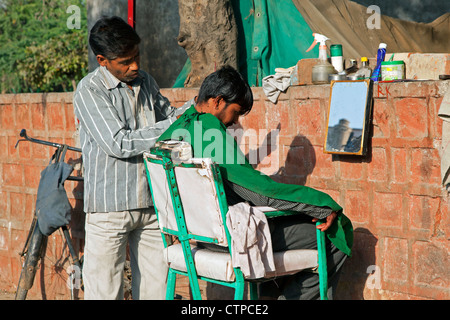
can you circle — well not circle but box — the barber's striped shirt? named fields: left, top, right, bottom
left=74, top=66, right=190, bottom=213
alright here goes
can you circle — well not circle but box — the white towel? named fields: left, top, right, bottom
left=438, top=88, right=450, bottom=192
left=262, top=67, right=294, bottom=103
left=226, top=202, right=275, bottom=279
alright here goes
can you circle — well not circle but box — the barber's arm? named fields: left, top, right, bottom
left=74, top=85, right=173, bottom=159
left=147, top=74, right=193, bottom=121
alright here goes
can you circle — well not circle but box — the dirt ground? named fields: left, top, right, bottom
left=0, top=290, right=15, bottom=300
left=0, top=274, right=192, bottom=300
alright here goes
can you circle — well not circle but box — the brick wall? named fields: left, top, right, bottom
left=0, top=81, right=448, bottom=299
left=0, top=92, right=83, bottom=299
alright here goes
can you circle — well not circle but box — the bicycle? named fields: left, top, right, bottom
left=14, top=129, right=84, bottom=300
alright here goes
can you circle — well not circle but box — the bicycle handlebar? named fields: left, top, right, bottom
left=16, top=129, right=82, bottom=153
left=15, top=129, right=83, bottom=181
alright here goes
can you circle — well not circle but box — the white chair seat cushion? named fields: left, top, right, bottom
left=165, top=244, right=318, bottom=282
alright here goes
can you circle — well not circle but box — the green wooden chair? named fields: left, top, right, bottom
left=143, top=141, right=328, bottom=300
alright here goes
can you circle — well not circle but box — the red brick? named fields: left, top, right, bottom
left=385, top=81, right=433, bottom=99
left=0, top=104, right=15, bottom=130
left=31, top=103, right=46, bottom=131
left=0, top=256, right=13, bottom=292
left=429, top=96, right=443, bottom=138
left=442, top=201, right=450, bottom=240
left=31, top=136, right=50, bottom=160
left=23, top=164, right=44, bottom=189
left=394, top=98, right=428, bottom=138
left=410, top=148, right=441, bottom=185
left=240, top=100, right=266, bottom=131
left=293, top=99, right=324, bottom=145
left=0, top=227, right=8, bottom=251
left=391, top=147, right=408, bottom=183
left=408, top=195, right=440, bottom=232
left=25, top=193, right=36, bottom=220
left=10, top=192, right=26, bottom=222
left=265, top=99, right=290, bottom=134
left=0, top=136, right=7, bottom=160
left=47, top=102, right=65, bottom=131
left=372, top=99, right=391, bottom=138
left=373, top=192, right=403, bottom=228
left=344, top=190, right=370, bottom=224
left=310, top=146, right=334, bottom=179
left=65, top=102, right=76, bottom=132
left=7, top=136, right=18, bottom=160
left=368, top=148, right=388, bottom=182
left=17, top=135, right=31, bottom=160
left=0, top=191, right=8, bottom=220
left=340, top=158, right=365, bottom=180
left=16, top=103, right=31, bottom=130
left=3, top=163, right=24, bottom=186
left=413, top=241, right=449, bottom=290
left=383, top=237, right=408, bottom=284
left=289, top=82, right=329, bottom=100
left=161, top=87, right=197, bottom=104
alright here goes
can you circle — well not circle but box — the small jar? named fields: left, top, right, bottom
left=381, top=61, right=405, bottom=80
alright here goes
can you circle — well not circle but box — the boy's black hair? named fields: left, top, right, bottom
left=197, top=65, right=253, bottom=115
left=89, top=16, right=141, bottom=60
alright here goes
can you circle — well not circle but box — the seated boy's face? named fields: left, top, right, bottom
left=215, top=103, right=243, bottom=127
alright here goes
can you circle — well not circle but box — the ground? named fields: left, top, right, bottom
left=0, top=290, right=14, bottom=300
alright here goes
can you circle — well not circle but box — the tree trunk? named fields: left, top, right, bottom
left=177, top=0, right=238, bottom=87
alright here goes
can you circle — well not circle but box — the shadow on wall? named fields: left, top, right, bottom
left=336, top=228, right=378, bottom=300
left=272, top=134, right=316, bottom=186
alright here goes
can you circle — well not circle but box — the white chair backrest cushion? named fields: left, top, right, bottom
left=145, top=158, right=178, bottom=232
left=174, top=158, right=228, bottom=247
left=145, top=153, right=228, bottom=247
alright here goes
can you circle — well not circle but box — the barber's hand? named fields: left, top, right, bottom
left=312, top=211, right=337, bottom=232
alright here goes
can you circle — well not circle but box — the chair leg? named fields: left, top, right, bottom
left=249, top=282, right=258, bottom=300
left=189, top=279, right=203, bottom=300
left=234, top=281, right=245, bottom=300
left=166, top=269, right=177, bottom=300
left=316, top=223, right=328, bottom=300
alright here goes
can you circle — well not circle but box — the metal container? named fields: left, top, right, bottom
left=328, top=74, right=347, bottom=81
left=346, top=75, right=364, bottom=80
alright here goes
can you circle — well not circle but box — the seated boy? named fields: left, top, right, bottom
left=158, top=66, right=353, bottom=300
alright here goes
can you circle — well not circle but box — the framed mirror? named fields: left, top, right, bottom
left=324, top=80, right=372, bottom=155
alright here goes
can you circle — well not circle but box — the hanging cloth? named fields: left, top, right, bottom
left=35, top=145, right=74, bottom=236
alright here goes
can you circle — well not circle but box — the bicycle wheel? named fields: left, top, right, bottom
left=38, top=227, right=84, bottom=300
left=16, top=219, right=84, bottom=300
left=15, top=218, right=46, bottom=300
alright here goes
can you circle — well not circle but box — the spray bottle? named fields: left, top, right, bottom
left=370, top=43, right=387, bottom=81
left=306, top=33, right=336, bottom=84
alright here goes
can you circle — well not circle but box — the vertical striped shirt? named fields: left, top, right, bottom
left=73, top=66, right=190, bottom=213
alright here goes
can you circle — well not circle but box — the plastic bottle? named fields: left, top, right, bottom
left=370, top=43, right=387, bottom=81
left=306, top=33, right=336, bottom=84
left=330, top=44, right=344, bottom=73
left=355, top=57, right=372, bottom=79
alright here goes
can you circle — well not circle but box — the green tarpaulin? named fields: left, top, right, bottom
left=173, top=0, right=318, bottom=88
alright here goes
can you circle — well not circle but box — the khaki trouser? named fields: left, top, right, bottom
left=83, top=207, right=167, bottom=300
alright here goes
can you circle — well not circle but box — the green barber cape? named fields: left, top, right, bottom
left=158, top=106, right=353, bottom=256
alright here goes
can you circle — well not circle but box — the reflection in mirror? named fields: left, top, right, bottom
left=324, top=80, right=372, bottom=155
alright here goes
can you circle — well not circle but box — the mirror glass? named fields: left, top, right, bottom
left=324, top=80, right=372, bottom=155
